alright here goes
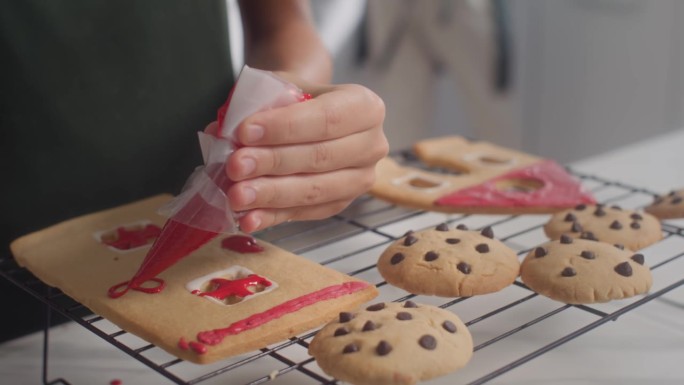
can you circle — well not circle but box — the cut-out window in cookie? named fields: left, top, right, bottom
left=186, top=266, right=278, bottom=306
left=494, top=177, right=545, bottom=193
left=393, top=173, right=450, bottom=193
left=463, top=152, right=517, bottom=168
left=95, top=221, right=161, bottom=252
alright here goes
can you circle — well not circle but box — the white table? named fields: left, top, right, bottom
left=2, top=130, right=684, bottom=385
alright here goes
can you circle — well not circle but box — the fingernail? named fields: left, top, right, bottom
left=240, top=156, right=256, bottom=177
left=242, top=186, right=256, bottom=206
left=251, top=215, right=262, bottom=231
left=245, top=124, right=264, bottom=143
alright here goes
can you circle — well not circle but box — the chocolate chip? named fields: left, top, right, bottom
left=614, top=244, right=625, bottom=250
left=362, top=320, right=377, bottom=332
left=456, top=224, right=469, bottom=230
left=403, top=230, right=414, bottom=237
left=481, top=226, right=494, bottom=239
left=404, top=301, right=418, bottom=308
left=403, top=234, right=418, bottom=246
left=631, top=254, right=645, bottom=265
left=594, top=207, right=606, bottom=217
left=575, top=204, right=587, bottom=211
left=534, top=247, right=547, bottom=258
left=339, top=312, right=354, bottom=323
left=610, top=220, right=623, bottom=230
left=424, top=251, right=439, bottom=261
left=442, top=320, right=457, bottom=333
left=668, top=191, right=676, bottom=196
left=580, top=231, right=598, bottom=241
left=571, top=221, right=583, bottom=233
left=436, top=223, right=449, bottom=231
left=334, top=327, right=350, bottom=337
left=475, top=243, right=490, bottom=253
left=564, top=213, right=577, bottom=222
left=343, top=343, right=359, bottom=354
left=630, top=213, right=643, bottom=220
left=376, top=341, right=392, bottom=356
left=446, top=238, right=461, bottom=245
left=390, top=253, right=405, bottom=265
left=611, top=205, right=622, bottom=211
left=561, top=267, right=576, bottom=277
left=580, top=250, right=595, bottom=260
left=457, top=262, right=472, bottom=274
left=366, top=303, right=385, bottom=312
left=614, top=262, right=633, bottom=277
left=654, top=197, right=664, bottom=205
left=418, top=335, right=437, bottom=350
left=560, top=234, right=574, bottom=244
left=630, top=222, right=641, bottom=229
left=672, top=197, right=683, bottom=205
left=396, top=312, right=412, bottom=321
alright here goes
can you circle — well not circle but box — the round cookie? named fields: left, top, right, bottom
left=543, top=204, right=662, bottom=250
left=520, top=237, right=653, bottom=304
left=309, top=301, right=473, bottom=385
left=377, top=224, right=520, bottom=297
left=644, top=188, right=684, bottom=219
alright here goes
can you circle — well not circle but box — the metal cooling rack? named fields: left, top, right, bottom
left=2, top=151, right=684, bottom=385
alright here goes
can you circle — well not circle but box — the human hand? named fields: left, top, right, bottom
left=207, top=77, right=387, bottom=233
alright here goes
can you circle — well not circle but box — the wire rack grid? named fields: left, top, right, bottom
left=2, top=152, right=684, bottom=385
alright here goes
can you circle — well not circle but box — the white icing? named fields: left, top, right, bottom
left=185, top=265, right=278, bottom=306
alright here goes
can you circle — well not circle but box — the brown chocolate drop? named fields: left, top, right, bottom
left=442, top=320, right=457, bottom=333
left=403, top=230, right=415, bottom=237
left=362, top=320, right=377, bottom=332
left=611, top=205, right=622, bottom=211
left=436, top=223, right=449, bottom=231
left=534, top=247, right=547, bottom=258
left=456, top=224, right=469, bottom=230
left=339, top=312, right=354, bottom=323
left=418, top=335, right=437, bottom=350
left=404, top=234, right=418, bottom=246
left=457, top=262, right=472, bottom=274
left=630, top=213, right=643, bottom=221
left=631, top=253, right=645, bottom=265
left=564, top=213, right=577, bottom=222
left=580, top=250, right=595, bottom=260
left=673, top=196, right=683, bottom=205
left=594, top=207, right=606, bottom=217
left=560, top=234, right=574, bottom=244
left=561, top=267, right=576, bottom=277
left=343, top=343, right=359, bottom=354
left=366, top=303, right=386, bottom=312
left=424, top=251, right=439, bottom=261
left=580, top=231, right=598, bottom=241
left=614, top=244, right=625, bottom=250
left=376, top=341, right=392, bottom=356
left=571, top=221, right=583, bottom=233
left=396, top=312, right=413, bottom=321
left=390, top=253, right=405, bottom=265
left=653, top=197, right=664, bottom=205
left=475, top=243, right=490, bottom=253
left=630, top=222, right=641, bottom=229
left=334, top=327, right=350, bottom=337
left=575, top=204, right=587, bottom=211
left=446, top=238, right=461, bottom=245
left=404, top=301, right=418, bottom=308
left=481, top=226, right=494, bottom=239
left=614, top=262, right=633, bottom=277
left=610, top=220, right=623, bottom=230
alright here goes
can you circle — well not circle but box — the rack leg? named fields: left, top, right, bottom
left=42, top=289, right=71, bottom=385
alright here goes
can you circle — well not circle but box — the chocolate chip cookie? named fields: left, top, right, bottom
left=309, top=301, right=473, bottom=385
left=543, top=204, right=662, bottom=250
left=377, top=224, right=520, bottom=297
left=520, top=238, right=653, bottom=304
left=644, top=188, right=684, bottom=220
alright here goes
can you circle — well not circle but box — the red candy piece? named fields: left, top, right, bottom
left=197, top=274, right=272, bottom=301
left=102, top=224, right=161, bottom=250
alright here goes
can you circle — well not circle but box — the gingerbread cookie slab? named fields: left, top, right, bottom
left=377, top=224, right=519, bottom=297
left=10, top=195, right=378, bottom=364
left=544, top=204, right=662, bottom=250
left=520, top=238, right=652, bottom=304
left=644, top=188, right=684, bottom=220
left=309, top=301, right=473, bottom=385
left=370, top=136, right=595, bottom=214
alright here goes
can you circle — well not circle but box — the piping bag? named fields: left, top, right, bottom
left=108, top=66, right=311, bottom=298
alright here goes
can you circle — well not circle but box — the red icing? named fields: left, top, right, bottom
left=189, top=341, right=207, bottom=354
left=435, top=160, right=596, bottom=208
left=197, top=274, right=272, bottom=300
left=178, top=337, right=189, bottom=350
left=107, top=278, right=165, bottom=299
left=102, top=224, right=161, bottom=250
left=221, top=235, right=264, bottom=253
left=110, top=380, right=122, bottom=385
left=195, top=281, right=369, bottom=346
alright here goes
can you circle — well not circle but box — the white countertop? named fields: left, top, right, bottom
left=2, top=129, right=684, bottom=385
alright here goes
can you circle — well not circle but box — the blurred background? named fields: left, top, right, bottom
left=233, top=0, right=684, bottom=163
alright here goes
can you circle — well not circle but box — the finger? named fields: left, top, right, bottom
left=227, top=127, right=388, bottom=180
left=204, top=121, right=219, bottom=135
left=237, top=199, right=354, bottom=233
left=234, top=84, right=385, bottom=146
left=227, top=167, right=376, bottom=211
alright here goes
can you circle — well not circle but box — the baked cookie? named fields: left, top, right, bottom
left=10, top=195, right=378, bottom=364
left=377, top=224, right=520, bottom=297
left=370, top=136, right=595, bottom=214
left=644, top=188, right=684, bottom=220
left=543, top=204, right=662, bottom=251
left=309, top=301, right=473, bottom=385
left=520, top=238, right=653, bottom=304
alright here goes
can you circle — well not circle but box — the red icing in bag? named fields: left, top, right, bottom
left=435, top=160, right=596, bottom=208
left=221, top=235, right=264, bottom=253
